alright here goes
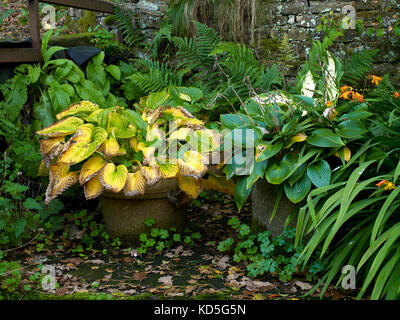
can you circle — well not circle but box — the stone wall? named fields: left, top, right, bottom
left=258, top=0, right=400, bottom=77
left=86, top=0, right=400, bottom=77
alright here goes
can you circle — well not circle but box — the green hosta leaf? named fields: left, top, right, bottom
left=234, top=176, right=252, bottom=211
left=284, top=173, right=311, bottom=203
left=87, top=62, right=106, bottom=89
left=307, top=160, right=331, bottom=188
left=306, top=129, right=344, bottom=148
left=246, top=160, right=268, bottom=189
left=256, top=141, right=283, bottom=162
left=220, top=114, right=252, bottom=129
left=335, top=120, right=366, bottom=139
left=265, top=160, right=291, bottom=184
left=175, top=87, right=203, bottom=103
left=288, top=163, right=306, bottom=187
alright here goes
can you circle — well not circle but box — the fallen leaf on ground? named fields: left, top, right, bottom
left=133, top=272, right=147, bottom=281
left=158, top=276, right=173, bottom=286
left=294, top=281, right=313, bottom=291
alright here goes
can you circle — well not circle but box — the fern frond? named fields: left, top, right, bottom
left=113, top=5, right=145, bottom=48
left=342, top=49, right=379, bottom=86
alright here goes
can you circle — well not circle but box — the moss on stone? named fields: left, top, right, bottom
left=77, top=10, right=97, bottom=33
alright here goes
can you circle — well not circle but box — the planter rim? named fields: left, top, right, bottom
left=101, top=177, right=178, bottom=200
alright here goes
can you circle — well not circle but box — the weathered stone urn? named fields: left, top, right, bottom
left=99, top=178, right=184, bottom=245
left=251, top=179, right=298, bottom=237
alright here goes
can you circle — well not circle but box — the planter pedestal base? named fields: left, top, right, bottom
left=251, top=180, right=297, bottom=237
left=100, top=179, right=184, bottom=245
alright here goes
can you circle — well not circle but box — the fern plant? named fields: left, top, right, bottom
left=342, top=49, right=379, bottom=86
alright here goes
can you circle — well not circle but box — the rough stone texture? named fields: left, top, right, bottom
left=100, top=178, right=184, bottom=245
left=251, top=179, right=297, bottom=237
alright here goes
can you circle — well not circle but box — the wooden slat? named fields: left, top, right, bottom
left=0, top=48, right=41, bottom=63
left=40, top=0, right=114, bottom=13
left=29, top=0, right=41, bottom=50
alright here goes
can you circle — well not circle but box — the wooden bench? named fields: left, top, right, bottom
left=0, top=0, right=115, bottom=63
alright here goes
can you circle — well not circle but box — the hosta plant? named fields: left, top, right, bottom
left=220, top=48, right=371, bottom=211
left=36, top=100, right=226, bottom=205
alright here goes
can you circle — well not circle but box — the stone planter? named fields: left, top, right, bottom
left=99, top=178, right=184, bottom=245
left=251, top=179, right=298, bottom=237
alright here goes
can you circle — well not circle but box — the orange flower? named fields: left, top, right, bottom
left=340, top=85, right=353, bottom=93
left=326, top=100, right=332, bottom=107
left=376, top=180, right=397, bottom=190
left=340, top=90, right=353, bottom=100
left=376, top=180, right=388, bottom=187
left=394, top=92, right=399, bottom=98
left=352, top=92, right=364, bottom=103
left=369, top=75, right=382, bottom=86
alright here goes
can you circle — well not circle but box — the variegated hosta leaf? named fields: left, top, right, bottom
left=177, top=173, right=202, bottom=199
left=99, top=163, right=128, bottom=193
left=58, top=124, right=108, bottom=165
left=301, top=71, right=315, bottom=98
left=325, top=52, right=339, bottom=101
left=45, top=163, right=79, bottom=204
left=146, top=124, right=165, bottom=143
left=201, top=174, right=235, bottom=196
left=40, top=136, right=65, bottom=166
left=36, top=117, right=84, bottom=137
left=187, top=129, right=221, bottom=153
left=79, top=155, right=106, bottom=185
left=124, top=171, right=146, bottom=197
left=285, top=133, right=307, bottom=149
left=169, top=128, right=193, bottom=141
left=98, top=136, right=126, bottom=159
left=107, top=112, right=137, bottom=138
left=334, top=146, right=351, bottom=162
left=157, top=161, right=179, bottom=179
left=38, top=160, right=50, bottom=177
left=142, top=106, right=163, bottom=124
left=178, top=150, right=208, bottom=179
left=138, top=142, right=156, bottom=165
left=56, top=100, right=99, bottom=120
left=140, top=164, right=161, bottom=186
left=84, top=175, right=104, bottom=200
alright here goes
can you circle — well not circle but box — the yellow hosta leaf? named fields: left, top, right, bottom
left=179, top=118, right=205, bottom=129
left=40, top=136, right=65, bottom=166
left=138, top=142, right=156, bottom=165
left=140, top=164, right=161, bottom=186
left=129, top=138, right=139, bottom=152
left=187, top=129, right=221, bottom=153
left=79, top=156, right=106, bottom=185
left=38, top=160, right=50, bottom=177
left=84, top=175, right=104, bottom=200
left=56, top=101, right=99, bottom=120
left=85, top=109, right=102, bottom=124
left=177, top=173, right=202, bottom=199
left=124, top=171, right=146, bottom=197
left=107, top=112, right=136, bottom=138
left=142, top=106, right=163, bottom=124
left=99, top=163, right=128, bottom=193
left=146, top=124, right=165, bottom=143
left=169, top=128, right=193, bottom=141
left=201, top=174, right=235, bottom=196
left=36, top=117, right=84, bottom=137
left=334, top=146, right=351, bottom=162
left=178, top=150, right=207, bottom=179
left=45, top=163, right=79, bottom=204
left=163, top=107, right=194, bottom=120
left=157, top=162, right=179, bottom=179
left=285, top=133, right=307, bottom=149
left=58, top=124, right=108, bottom=165
left=98, top=136, right=125, bottom=159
